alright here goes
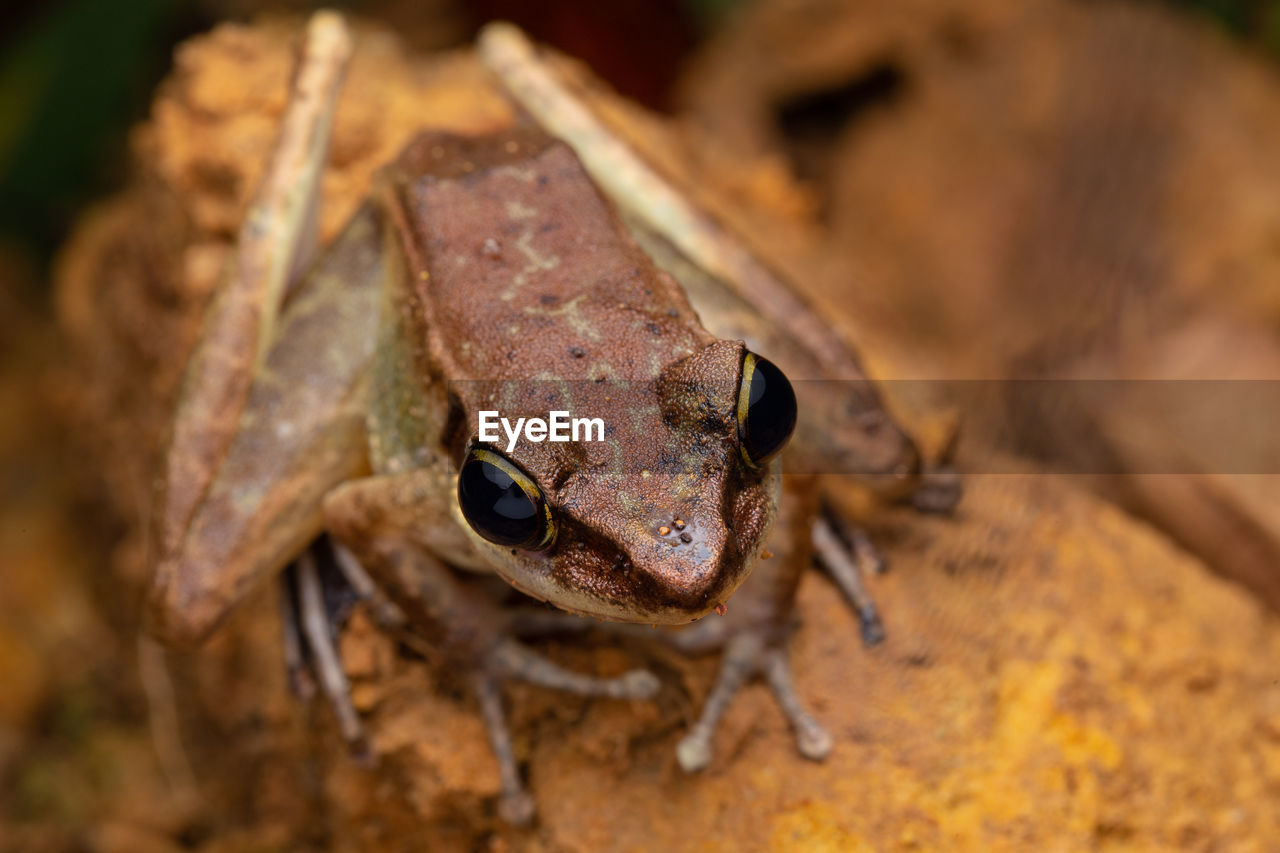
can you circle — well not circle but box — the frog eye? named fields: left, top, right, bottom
left=736, top=352, right=797, bottom=468
left=457, top=447, right=556, bottom=550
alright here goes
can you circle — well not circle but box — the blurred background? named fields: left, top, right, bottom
left=4, top=0, right=1280, bottom=849
left=3, top=0, right=1279, bottom=283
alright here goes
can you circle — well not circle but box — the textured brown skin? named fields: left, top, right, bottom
left=381, top=129, right=777, bottom=621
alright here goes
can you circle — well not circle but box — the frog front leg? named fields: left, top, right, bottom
left=274, top=535, right=397, bottom=760
left=673, top=473, right=938, bottom=771
left=667, top=474, right=831, bottom=771
left=321, top=468, right=660, bottom=825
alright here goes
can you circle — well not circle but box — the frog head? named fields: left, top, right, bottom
left=453, top=340, right=797, bottom=624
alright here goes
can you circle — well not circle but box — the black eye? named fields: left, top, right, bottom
left=737, top=352, right=797, bottom=467
left=457, top=448, right=555, bottom=550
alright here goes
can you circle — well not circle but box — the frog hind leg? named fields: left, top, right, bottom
left=149, top=14, right=390, bottom=647
left=321, top=471, right=659, bottom=825
left=150, top=12, right=360, bottom=643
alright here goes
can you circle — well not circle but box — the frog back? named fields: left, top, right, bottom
left=389, top=129, right=712, bottom=392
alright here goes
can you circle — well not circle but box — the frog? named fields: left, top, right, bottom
left=475, top=22, right=963, bottom=767
left=148, top=12, right=959, bottom=825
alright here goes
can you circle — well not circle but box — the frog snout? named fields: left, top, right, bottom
left=553, top=471, right=773, bottom=622
left=624, top=515, right=748, bottom=618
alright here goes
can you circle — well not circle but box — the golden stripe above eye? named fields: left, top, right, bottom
left=737, top=352, right=758, bottom=467
left=472, top=447, right=539, bottom=501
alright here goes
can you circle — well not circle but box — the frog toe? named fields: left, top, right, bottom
left=813, top=515, right=889, bottom=647
left=795, top=722, right=833, bottom=762
left=910, top=462, right=963, bottom=514
left=676, top=732, right=715, bottom=773
left=498, top=791, right=537, bottom=828
left=490, top=637, right=660, bottom=700
left=762, top=646, right=832, bottom=761
left=619, top=669, right=662, bottom=700
left=676, top=629, right=838, bottom=770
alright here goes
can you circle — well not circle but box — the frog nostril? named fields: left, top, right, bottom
left=626, top=523, right=746, bottom=617
left=654, top=515, right=699, bottom=547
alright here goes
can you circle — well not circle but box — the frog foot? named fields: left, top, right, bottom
left=282, top=538, right=659, bottom=826
left=672, top=625, right=833, bottom=773
left=668, top=510, right=893, bottom=773
left=909, top=462, right=963, bottom=515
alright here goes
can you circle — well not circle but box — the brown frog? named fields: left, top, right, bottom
left=148, top=13, right=958, bottom=824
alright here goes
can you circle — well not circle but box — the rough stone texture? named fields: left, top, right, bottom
left=20, top=10, right=1280, bottom=851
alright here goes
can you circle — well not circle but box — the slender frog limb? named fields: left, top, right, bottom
left=332, top=539, right=405, bottom=628
left=278, top=566, right=315, bottom=700
left=277, top=539, right=383, bottom=753
left=148, top=12, right=389, bottom=754
left=822, top=506, right=889, bottom=576
left=812, top=516, right=886, bottom=647
left=295, top=549, right=370, bottom=759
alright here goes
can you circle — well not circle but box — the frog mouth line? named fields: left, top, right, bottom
left=496, top=526, right=755, bottom=625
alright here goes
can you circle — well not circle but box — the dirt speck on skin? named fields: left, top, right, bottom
left=11, top=9, right=1279, bottom=851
